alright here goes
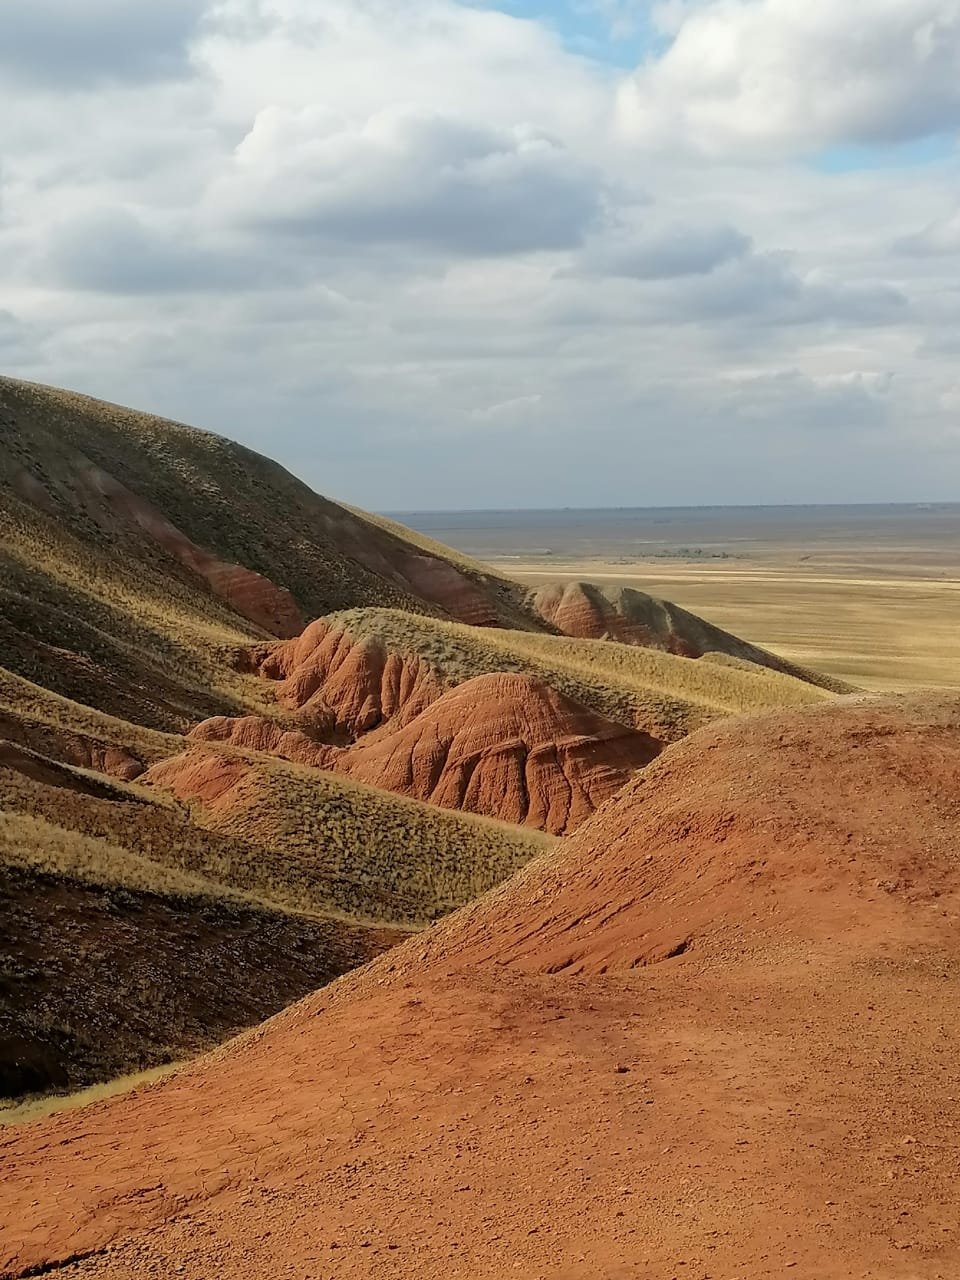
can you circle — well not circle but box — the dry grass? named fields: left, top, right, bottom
left=0, top=818, right=399, bottom=1098
left=0, top=500, right=285, bottom=732
left=0, top=733, right=550, bottom=926
left=0, top=375, right=546, bottom=732
left=0, top=809, right=300, bottom=914
left=0, top=374, right=523, bottom=632
left=0, top=666, right=184, bottom=764
left=0, top=1061, right=185, bottom=1128
left=323, top=607, right=831, bottom=742
left=153, top=744, right=555, bottom=924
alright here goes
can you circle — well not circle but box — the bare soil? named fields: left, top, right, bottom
left=3, top=693, right=959, bottom=1279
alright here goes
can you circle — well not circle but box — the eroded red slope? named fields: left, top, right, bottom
left=4, top=694, right=960, bottom=1280
left=174, top=672, right=662, bottom=835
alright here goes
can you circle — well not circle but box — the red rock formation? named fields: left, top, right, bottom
left=329, top=673, right=661, bottom=834
left=390, top=552, right=502, bottom=627
left=527, top=581, right=846, bottom=691
left=529, top=581, right=700, bottom=653
left=142, top=752, right=254, bottom=814
left=189, top=716, right=327, bottom=768
left=13, top=451, right=304, bottom=639
left=435, top=691, right=960, bottom=974
left=186, top=673, right=661, bottom=835
left=0, top=741, right=137, bottom=798
left=251, top=618, right=446, bottom=737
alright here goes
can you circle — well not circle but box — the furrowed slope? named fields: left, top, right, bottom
left=422, top=691, right=960, bottom=972
left=4, top=695, right=959, bottom=1279
left=252, top=607, right=830, bottom=738
left=189, top=672, right=661, bottom=836
left=186, top=608, right=831, bottom=831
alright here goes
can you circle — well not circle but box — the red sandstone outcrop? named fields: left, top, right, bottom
left=185, top=672, right=661, bottom=835
left=530, top=581, right=711, bottom=654
left=328, top=673, right=661, bottom=834
left=77, top=463, right=305, bottom=638
left=142, top=752, right=255, bottom=814
left=250, top=617, right=446, bottom=737
left=431, top=691, right=960, bottom=974
left=0, top=740, right=137, bottom=798
left=527, top=580, right=845, bottom=689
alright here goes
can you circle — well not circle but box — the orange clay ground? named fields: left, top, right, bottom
left=3, top=692, right=959, bottom=1280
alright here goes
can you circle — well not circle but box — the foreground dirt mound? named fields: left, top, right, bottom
left=422, top=691, right=960, bottom=973
left=529, top=580, right=848, bottom=690
left=4, top=694, right=960, bottom=1278
left=190, top=672, right=662, bottom=834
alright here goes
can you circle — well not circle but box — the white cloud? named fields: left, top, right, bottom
left=215, top=106, right=604, bottom=255
left=0, top=0, right=956, bottom=506
left=896, top=209, right=960, bottom=255
left=618, top=0, right=960, bottom=157
left=41, top=208, right=278, bottom=294
left=569, top=223, right=751, bottom=279
left=470, top=393, right=543, bottom=421
left=0, top=0, right=206, bottom=87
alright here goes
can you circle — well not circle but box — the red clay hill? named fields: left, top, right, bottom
left=164, top=671, right=661, bottom=835
left=149, top=609, right=829, bottom=836
left=4, top=691, right=959, bottom=1279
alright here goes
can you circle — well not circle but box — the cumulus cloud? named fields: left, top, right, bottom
left=0, top=0, right=955, bottom=506
left=715, top=367, right=895, bottom=430
left=554, top=245, right=908, bottom=330
left=41, top=208, right=277, bottom=295
left=675, top=254, right=908, bottom=327
left=619, top=0, right=960, bottom=156
left=214, top=107, right=604, bottom=256
left=0, top=0, right=206, bottom=87
left=570, top=224, right=751, bottom=279
left=896, top=210, right=960, bottom=255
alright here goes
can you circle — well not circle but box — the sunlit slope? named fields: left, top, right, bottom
left=0, top=377, right=536, bottom=729
left=263, top=606, right=834, bottom=743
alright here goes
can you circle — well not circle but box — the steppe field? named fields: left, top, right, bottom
left=401, top=504, right=960, bottom=690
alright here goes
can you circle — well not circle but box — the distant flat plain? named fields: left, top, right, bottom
left=394, top=505, right=960, bottom=691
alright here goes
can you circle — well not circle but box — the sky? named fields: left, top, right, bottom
left=3, top=0, right=960, bottom=510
